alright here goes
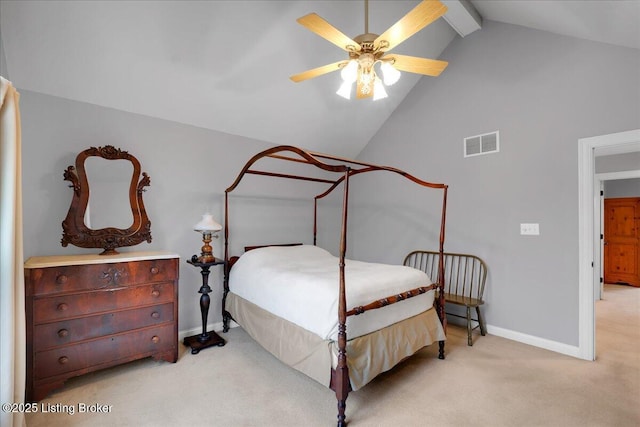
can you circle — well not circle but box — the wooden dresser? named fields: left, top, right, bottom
left=24, top=251, right=179, bottom=401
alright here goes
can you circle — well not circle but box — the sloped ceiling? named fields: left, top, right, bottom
left=472, top=0, right=640, bottom=50
left=1, top=1, right=638, bottom=157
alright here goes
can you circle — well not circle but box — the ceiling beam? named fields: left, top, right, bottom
left=442, top=0, right=482, bottom=37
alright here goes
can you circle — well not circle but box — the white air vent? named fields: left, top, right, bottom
left=464, top=131, right=500, bottom=157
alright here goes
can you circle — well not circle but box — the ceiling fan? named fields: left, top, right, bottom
left=290, top=0, right=450, bottom=100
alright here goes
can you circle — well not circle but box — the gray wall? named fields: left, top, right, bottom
left=604, top=179, right=640, bottom=198
left=19, top=90, right=324, bottom=334
left=596, top=153, right=640, bottom=198
left=351, top=21, right=640, bottom=346
left=0, top=25, right=8, bottom=78
left=596, top=152, right=640, bottom=173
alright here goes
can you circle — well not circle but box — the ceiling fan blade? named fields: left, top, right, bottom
left=297, top=13, right=361, bottom=52
left=290, top=61, right=347, bottom=83
left=386, top=54, right=448, bottom=76
left=374, top=0, right=448, bottom=52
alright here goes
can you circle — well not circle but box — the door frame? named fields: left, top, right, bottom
left=578, top=129, right=640, bottom=361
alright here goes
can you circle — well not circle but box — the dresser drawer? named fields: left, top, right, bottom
left=34, top=323, right=175, bottom=379
left=33, top=283, right=174, bottom=324
left=28, top=258, right=178, bottom=296
left=33, top=302, right=174, bottom=351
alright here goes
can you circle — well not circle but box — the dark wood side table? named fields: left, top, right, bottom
left=183, top=257, right=226, bottom=354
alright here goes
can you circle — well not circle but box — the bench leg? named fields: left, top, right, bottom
left=466, top=306, right=473, bottom=346
left=476, top=306, right=487, bottom=336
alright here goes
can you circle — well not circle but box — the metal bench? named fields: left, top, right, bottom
left=404, top=250, right=487, bottom=346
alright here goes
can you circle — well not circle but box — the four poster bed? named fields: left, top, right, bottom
left=221, top=145, right=448, bottom=427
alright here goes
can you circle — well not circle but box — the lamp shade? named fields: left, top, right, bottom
left=380, top=62, right=401, bottom=86
left=373, top=77, right=388, bottom=101
left=336, top=81, right=353, bottom=99
left=194, top=214, right=222, bottom=232
left=340, top=60, right=358, bottom=83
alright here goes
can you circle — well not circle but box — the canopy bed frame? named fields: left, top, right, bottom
left=222, top=145, right=448, bottom=427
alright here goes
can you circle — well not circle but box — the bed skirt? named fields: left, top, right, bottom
left=226, top=293, right=445, bottom=391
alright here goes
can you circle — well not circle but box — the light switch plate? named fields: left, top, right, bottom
left=520, top=223, right=540, bottom=235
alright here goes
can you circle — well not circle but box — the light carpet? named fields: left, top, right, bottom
left=25, top=284, right=640, bottom=426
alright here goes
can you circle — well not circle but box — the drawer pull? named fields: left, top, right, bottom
left=57, top=303, right=68, bottom=311
left=56, top=274, right=68, bottom=284
left=151, top=311, right=160, bottom=319
left=150, top=267, right=159, bottom=275
left=151, top=335, right=160, bottom=344
left=57, top=329, right=69, bottom=338
left=151, top=290, right=160, bottom=297
left=58, top=356, right=69, bottom=365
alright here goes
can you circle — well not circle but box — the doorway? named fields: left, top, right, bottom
left=595, top=171, right=640, bottom=300
left=578, top=129, right=640, bottom=361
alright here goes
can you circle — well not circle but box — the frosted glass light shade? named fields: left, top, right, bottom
left=373, top=77, right=388, bottom=101
left=194, top=214, right=222, bottom=232
left=340, top=60, right=358, bottom=83
left=380, top=62, right=401, bottom=86
left=336, top=81, right=353, bottom=99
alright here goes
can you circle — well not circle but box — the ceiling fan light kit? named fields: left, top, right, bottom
left=291, top=0, right=450, bottom=101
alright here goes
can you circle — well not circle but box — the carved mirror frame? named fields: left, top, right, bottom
left=61, top=145, right=152, bottom=255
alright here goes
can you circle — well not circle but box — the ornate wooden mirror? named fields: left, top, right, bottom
left=61, top=145, right=152, bottom=255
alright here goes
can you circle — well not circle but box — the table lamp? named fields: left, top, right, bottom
left=193, top=213, right=222, bottom=263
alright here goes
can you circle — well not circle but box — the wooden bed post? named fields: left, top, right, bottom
left=437, top=185, right=448, bottom=359
left=335, top=169, right=351, bottom=427
left=223, top=190, right=231, bottom=332
left=313, top=197, right=318, bottom=246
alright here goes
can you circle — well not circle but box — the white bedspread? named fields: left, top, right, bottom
left=228, top=245, right=436, bottom=341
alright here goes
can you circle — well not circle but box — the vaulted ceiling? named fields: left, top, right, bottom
left=1, top=1, right=638, bottom=157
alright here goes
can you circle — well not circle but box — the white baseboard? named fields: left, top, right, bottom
left=178, top=321, right=238, bottom=341
left=486, top=324, right=581, bottom=358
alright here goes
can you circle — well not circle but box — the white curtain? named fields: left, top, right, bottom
left=0, top=77, right=26, bottom=427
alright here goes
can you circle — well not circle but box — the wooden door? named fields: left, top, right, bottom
left=604, top=197, right=640, bottom=287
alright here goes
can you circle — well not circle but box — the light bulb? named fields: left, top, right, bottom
left=336, top=81, right=352, bottom=99
left=373, top=77, right=388, bottom=101
left=340, top=60, right=358, bottom=83
left=380, top=62, right=401, bottom=86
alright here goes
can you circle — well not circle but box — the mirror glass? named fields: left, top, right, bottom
left=85, top=157, right=134, bottom=230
